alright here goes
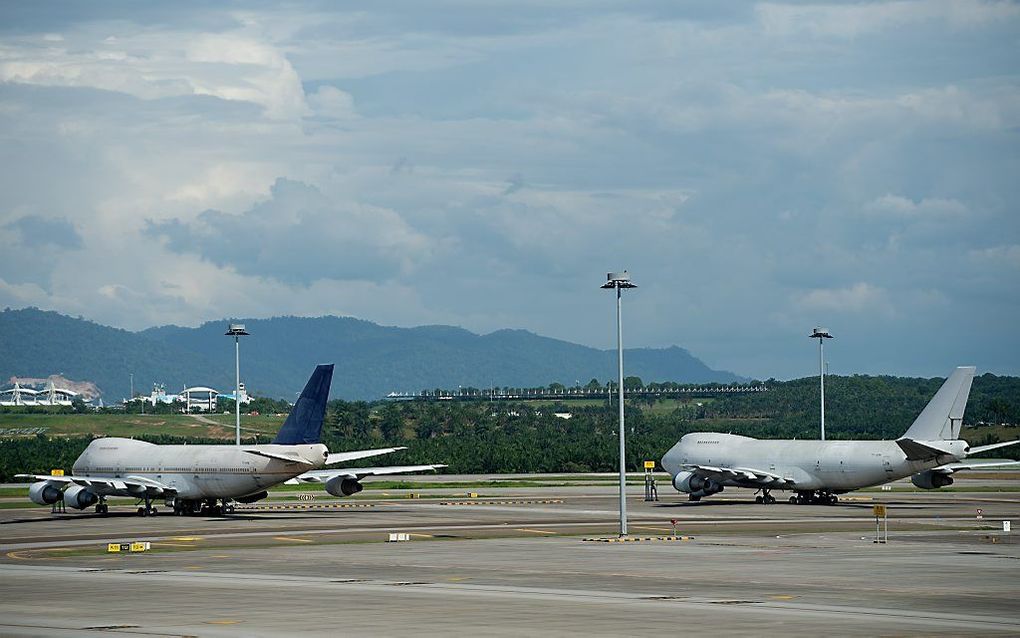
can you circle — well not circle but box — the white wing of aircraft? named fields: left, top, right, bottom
left=326, top=447, right=408, bottom=465
left=285, top=463, right=447, bottom=497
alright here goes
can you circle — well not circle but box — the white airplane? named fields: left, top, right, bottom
left=19, top=364, right=444, bottom=515
left=661, top=367, right=1020, bottom=504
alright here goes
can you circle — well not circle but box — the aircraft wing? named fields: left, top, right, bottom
left=326, top=447, right=407, bottom=465
left=683, top=464, right=793, bottom=486
left=286, top=464, right=447, bottom=484
left=15, top=473, right=174, bottom=495
left=243, top=449, right=315, bottom=465
left=932, top=460, right=1020, bottom=475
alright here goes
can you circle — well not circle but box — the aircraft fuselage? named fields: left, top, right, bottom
left=661, top=432, right=963, bottom=492
left=72, top=437, right=328, bottom=500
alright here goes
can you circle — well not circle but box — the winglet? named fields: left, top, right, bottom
left=272, top=364, right=334, bottom=445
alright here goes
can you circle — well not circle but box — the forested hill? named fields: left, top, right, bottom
left=0, top=308, right=742, bottom=401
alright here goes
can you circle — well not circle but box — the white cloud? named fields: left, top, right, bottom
left=757, top=1, right=1020, bottom=39
left=864, top=194, right=969, bottom=218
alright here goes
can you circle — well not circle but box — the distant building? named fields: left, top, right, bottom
left=129, top=381, right=250, bottom=412
left=0, top=381, right=80, bottom=407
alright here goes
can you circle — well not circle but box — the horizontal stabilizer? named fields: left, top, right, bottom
left=896, top=438, right=953, bottom=461
left=243, top=449, right=314, bottom=465
left=968, top=439, right=1020, bottom=455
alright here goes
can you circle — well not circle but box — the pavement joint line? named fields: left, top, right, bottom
left=439, top=500, right=564, bottom=506
left=239, top=503, right=375, bottom=510
left=273, top=536, right=314, bottom=543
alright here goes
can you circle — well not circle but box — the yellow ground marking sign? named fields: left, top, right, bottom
left=107, top=542, right=150, bottom=552
left=873, top=504, right=887, bottom=517
left=643, top=460, right=656, bottom=470
left=50, top=469, right=64, bottom=476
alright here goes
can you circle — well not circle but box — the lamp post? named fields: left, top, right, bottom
left=601, top=271, right=637, bottom=536
left=809, top=327, right=833, bottom=441
left=225, top=323, right=250, bottom=446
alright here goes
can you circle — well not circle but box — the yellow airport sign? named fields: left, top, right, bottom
left=873, top=504, right=887, bottom=517
left=643, top=460, right=656, bottom=470
left=50, top=469, right=64, bottom=476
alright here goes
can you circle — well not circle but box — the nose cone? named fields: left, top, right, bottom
left=660, top=439, right=683, bottom=475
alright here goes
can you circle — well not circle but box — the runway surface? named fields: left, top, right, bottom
left=2, top=476, right=1018, bottom=636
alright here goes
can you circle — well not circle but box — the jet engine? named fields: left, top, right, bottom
left=672, top=471, right=723, bottom=498
left=911, top=470, right=954, bottom=490
left=29, top=482, right=63, bottom=506
left=63, top=484, right=98, bottom=509
left=325, top=476, right=363, bottom=498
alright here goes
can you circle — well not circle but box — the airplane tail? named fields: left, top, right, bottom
left=273, top=364, right=334, bottom=445
left=900, top=366, right=976, bottom=441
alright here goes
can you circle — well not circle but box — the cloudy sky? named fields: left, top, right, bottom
left=1, top=1, right=1018, bottom=380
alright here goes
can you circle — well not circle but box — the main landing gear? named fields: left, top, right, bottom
left=171, top=498, right=235, bottom=516
left=754, top=489, right=777, bottom=504
left=94, top=497, right=109, bottom=515
left=789, top=490, right=839, bottom=505
left=136, top=496, right=158, bottom=516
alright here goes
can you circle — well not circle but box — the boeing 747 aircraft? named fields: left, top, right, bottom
left=661, top=367, right=1020, bottom=504
left=19, top=364, right=444, bottom=515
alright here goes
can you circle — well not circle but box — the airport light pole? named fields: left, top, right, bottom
left=810, top=327, right=833, bottom=441
left=225, top=323, right=250, bottom=446
left=602, top=271, right=637, bottom=536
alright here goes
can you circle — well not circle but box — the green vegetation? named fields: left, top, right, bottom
left=0, top=373, right=1016, bottom=481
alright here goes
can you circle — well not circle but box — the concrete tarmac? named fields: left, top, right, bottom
left=1, top=478, right=1018, bottom=637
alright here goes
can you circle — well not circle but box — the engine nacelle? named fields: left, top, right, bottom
left=235, top=491, right=268, bottom=504
left=63, top=484, right=98, bottom=510
left=672, top=471, right=723, bottom=498
left=325, top=476, right=363, bottom=498
left=911, top=470, right=954, bottom=490
left=29, top=482, right=63, bottom=506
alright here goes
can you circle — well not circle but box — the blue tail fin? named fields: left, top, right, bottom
left=273, top=364, right=333, bottom=445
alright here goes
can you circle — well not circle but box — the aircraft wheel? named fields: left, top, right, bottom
left=137, top=507, right=146, bottom=516
left=789, top=496, right=798, bottom=504
left=223, top=504, right=235, bottom=515
left=688, top=495, right=701, bottom=502
left=765, top=495, right=776, bottom=504
left=755, top=496, right=763, bottom=504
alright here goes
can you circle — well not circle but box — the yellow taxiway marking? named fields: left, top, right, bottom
left=205, top=620, right=241, bottom=625
left=517, top=528, right=558, bottom=535
left=6, top=551, right=29, bottom=560
left=409, top=533, right=434, bottom=538
left=274, top=536, right=314, bottom=543
left=185, top=565, right=202, bottom=570
left=151, top=542, right=195, bottom=547
left=172, top=536, right=203, bottom=542
left=770, top=595, right=797, bottom=601
left=211, top=554, right=231, bottom=558
left=447, top=577, right=469, bottom=582
left=633, top=526, right=674, bottom=532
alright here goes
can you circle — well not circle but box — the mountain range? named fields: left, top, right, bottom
left=0, top=308, right=745, bottom=401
